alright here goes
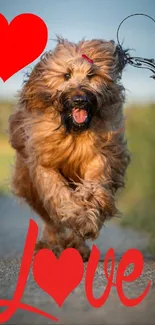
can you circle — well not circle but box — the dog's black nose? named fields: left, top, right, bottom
left=72, top=95, right=87, bottom=106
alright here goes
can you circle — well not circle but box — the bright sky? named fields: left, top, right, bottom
left=0, top=0, right=155, bottom=103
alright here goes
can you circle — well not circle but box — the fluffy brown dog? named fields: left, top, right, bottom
left=8, top=38, right=130, bottom=261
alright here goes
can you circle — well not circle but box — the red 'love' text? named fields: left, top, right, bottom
left=0, top=220, right=152, bottom=323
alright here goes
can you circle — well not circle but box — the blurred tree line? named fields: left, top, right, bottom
left=0, top=100, right=15, bottom=137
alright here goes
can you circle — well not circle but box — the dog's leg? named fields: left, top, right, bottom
left=65, top=155, right=117, bottom=240
left=63, top=230, right=91, bottom=262
left=36, top=223, right=91, bottom=261
left=32, top=144, right=128, bottom=242
left=33, top=165, right=89, bottom=227
left=32, top=165, right=108, bottom=242
left=71, top=144, right=129, bottom=240
left=35, top=223, right=66, bottom=257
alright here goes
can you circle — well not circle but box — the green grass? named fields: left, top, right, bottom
left=119, top=103, right=155, bottom=254
left=0, top=100, right=15, bottom=138
left=0, top=100, right=15, bottom=193
left=0, top=139, right=14, bottom=194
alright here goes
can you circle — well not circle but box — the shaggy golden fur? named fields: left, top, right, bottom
left=8, top=38, right=130, bottom=261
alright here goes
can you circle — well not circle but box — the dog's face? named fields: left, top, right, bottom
left=22, top=38, right=125, bottom=133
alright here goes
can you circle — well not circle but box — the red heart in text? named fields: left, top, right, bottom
left=33, top=248, right=84, bottom=307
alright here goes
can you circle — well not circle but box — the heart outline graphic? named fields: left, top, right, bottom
left=0, top=13, right=48, bottom=81
left=33, top=248, right=84, bottom=307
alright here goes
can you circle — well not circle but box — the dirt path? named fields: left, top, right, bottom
left=0, top=257, right=155, bottom=324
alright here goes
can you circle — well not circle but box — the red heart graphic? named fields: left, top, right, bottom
left=0, top=13, right=48, bottom=81
left=33, top=248, right=84, bottom=307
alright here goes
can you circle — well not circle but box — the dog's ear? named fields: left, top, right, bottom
left=19, top=64, right=43, bottom=111
left=19, top=54, right=53, bottom=111
left=110, top=40, right=129, bottom=80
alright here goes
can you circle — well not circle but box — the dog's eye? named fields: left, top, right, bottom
left=64, top=73, right=71, bottom=80
left=87, top=74, right=94, bottom=80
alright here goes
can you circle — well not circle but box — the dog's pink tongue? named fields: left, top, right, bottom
left=72, top=108, right=87, bottom=123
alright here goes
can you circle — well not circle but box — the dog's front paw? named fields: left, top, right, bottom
left=78, top=219, right=99, bottom=240
left=73, top=210, right=102, bottom=240
left=60, top=201, right=102, bottom=240
left=35, top=240, right=63, bottom=258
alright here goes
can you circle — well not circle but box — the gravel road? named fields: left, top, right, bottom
left=0, top=196, right=154, bottom=325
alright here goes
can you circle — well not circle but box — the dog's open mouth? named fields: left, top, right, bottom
left=72, top=108, right=88, bottom=124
